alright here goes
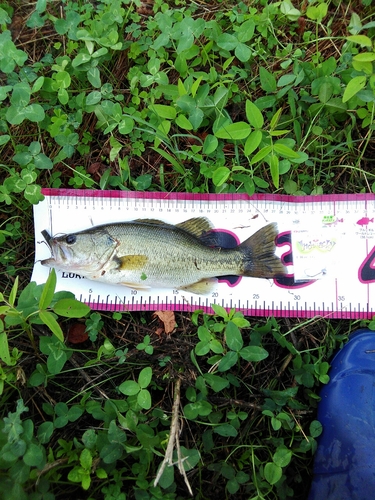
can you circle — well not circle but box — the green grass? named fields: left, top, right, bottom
left=0, top=0, right=375, bottom=498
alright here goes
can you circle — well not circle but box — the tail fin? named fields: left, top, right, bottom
left=239, top=223, right=286, bottom=278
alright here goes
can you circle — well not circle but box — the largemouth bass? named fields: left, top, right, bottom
left=41, top=217, right=286, bottom=294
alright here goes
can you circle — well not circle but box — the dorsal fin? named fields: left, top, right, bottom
left=176, top=217, right=213, bottom=238
left=133, top=217, right=214, bottom=239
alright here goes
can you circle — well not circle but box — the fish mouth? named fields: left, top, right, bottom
left=41, top=239, right=73, bottom=267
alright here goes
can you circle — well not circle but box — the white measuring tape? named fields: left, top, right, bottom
left=32, top=189, right=375, bottom=319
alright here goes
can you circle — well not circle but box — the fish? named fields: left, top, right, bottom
left=357, top=217, right=374, bottom=226
left=41, top=218, right=286, bottom=294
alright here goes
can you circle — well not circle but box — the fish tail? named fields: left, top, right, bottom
left=239, top=223, right=286, bottom=278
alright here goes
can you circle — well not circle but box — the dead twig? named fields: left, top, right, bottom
left=154, top=378, right=193, bottom=496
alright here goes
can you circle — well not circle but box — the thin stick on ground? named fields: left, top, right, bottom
left=154, top=378, right=193, bottom=496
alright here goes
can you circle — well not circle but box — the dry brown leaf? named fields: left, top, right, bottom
left=67, top=323, right=89, bottom=344
left=153, top=310, right=176, bottom=335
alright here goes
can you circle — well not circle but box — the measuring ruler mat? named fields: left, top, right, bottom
left=32, top=189, right=375, bottom=319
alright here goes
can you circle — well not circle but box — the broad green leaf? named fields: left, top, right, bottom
left=195, top=341, right=211, bottom=356
left=33, top=153, right=53, bottom=171
left=175, top=114, right=194, bottom=130
left=244, top=130, right=262, bottom=156
left=39, top=269, right=57, bottom=310
left=177, top=447, right=201, bottom=471
left=110, top=136, right=122, bottom=161
left=269, top=154, right=279, bottom=189
left=56, top=82, right=72, bottom=105
left=318, top=82, right=333, bottom=103
left=39, top=310, right=64, bottom=342
left=310, top=420, right=323, bottom=438
left=347, top=35, right=372, bottom=47
left=87, top=67, right=101, bottom=88
left=280, top=0, right=301, bottom=21
left=306, top=3, right=328, bottom=22
left=191, top=76, right=202, bottom=98
left=218, top=351, right=238, bottom=372
left=264, top=462, right=282, bottom=485
left=119, top=380, right=140, bottom=396
left=6, top=106, right=25, bottom=125
left=240, top=346, right=269, bottom=362
left=23, top=443, right=44, bottom=467
left=149, top=104, right=176, bottom=119
left=217, top=33, right=238, bottom=51
left=138, top=366, right=152, bottom=389
left=0, top=332, right=11, bottom=365
left=269, top=108, right=283, bottom=130
left=279, top=159, right=291, bottom=175
left=353, top=52, right=375, bottom=62
left=236, top=19, right=255, bottom=42
left=214, top=122, right=251, bottom=140
left=137, top=388, right=151, bottom=409
left=203, top=373, right=229, bottom=392
left=277, top=74, right=296, bottom=87
left=24, top=184, right=44, bottom=204
left=32, top=76, right=45, bottom=93
left=235, top=43, right=251, bottom=62
left=245, top=101, right=264, bottom=129
left=9, top=276, right=19, bottom=307
left=342, top=75, right=367, bottom=102
left=54, top=70, right=71, bottom=88
left=273, top=447, right=292, bottom=467
left=325, top=98, right=348, bottom=114
left=352, top=60, right=373, bottom=75
left=118, top=117, right=134, bottom=135
left=197, top=326, right=211, bottom=343
left=0, top=134, right=10, bottom=146
left=86, top=91, right=102, bottom=106
left=184, top=400, right=212, bottom=419
left=72, top=52, right=91, bottom=67
left=203, top=134, right=218, bottom=154
left=251, top=145, right=272, bottom=164
left=11, top=82, right=31, bottom=106
left=53, top=298, right=90, bottom=318
left=23, top=104, right=45, bottom=122
left=214, top=423, right=238, bottom=437
left=259, top=67, right=277, bottom=93
left=37, top=421, right=54, bottom=444
left=187, top=107, right=204, bottom=129
left=212, top=166, right=230, bottom=186
left=273, top=143, right=300, bottom=158
left=225, top=321, right=243, bottom=351
left=80, top=448, right=93, bottom=470
left=158, top=463, right=174, bottom=489
left=211, top=303, right=229, bottom=319
left=36, top=0, right=47, bottom=13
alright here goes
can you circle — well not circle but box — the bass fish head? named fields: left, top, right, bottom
left=41, top=228, right=118, bottom=274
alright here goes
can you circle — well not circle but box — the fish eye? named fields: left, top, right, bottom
left=65, top=234, right=77, bottom=245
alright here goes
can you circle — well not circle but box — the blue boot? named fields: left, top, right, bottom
left=309, top=328, right=375, bottom=499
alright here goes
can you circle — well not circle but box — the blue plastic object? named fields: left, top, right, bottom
left=309, top=328, right=375, bottom=500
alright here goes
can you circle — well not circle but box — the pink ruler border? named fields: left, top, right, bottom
left=41, top=188, right=374, bottom=204
left=41, top=189, right=375, bottom=319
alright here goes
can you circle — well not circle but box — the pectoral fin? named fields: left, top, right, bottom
left=179, top=278, right=217, bottom=295
left=120, top=281, right=151, bottom=290
left=117, top=255, right=148, bottom=270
